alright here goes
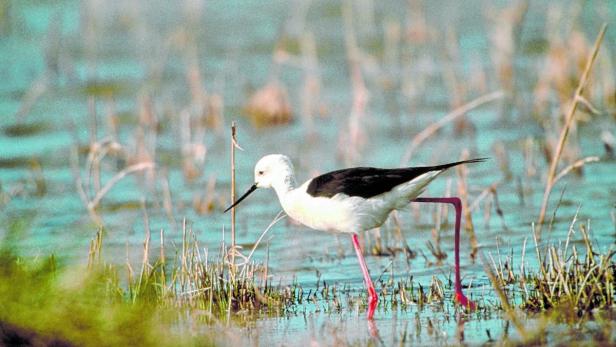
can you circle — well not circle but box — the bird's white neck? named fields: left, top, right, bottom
left=271, top=173, right=296, bottom=205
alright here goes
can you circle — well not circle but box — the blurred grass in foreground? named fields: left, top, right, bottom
left=0, top=253, right=208, bottom=346
left=0, top=218, right=209, bottom=346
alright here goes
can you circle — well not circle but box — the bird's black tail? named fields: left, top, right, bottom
left=418, top=157, right=488, bottom=172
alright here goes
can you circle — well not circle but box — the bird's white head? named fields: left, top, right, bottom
left=224, top=154, right=296, bottom=213
left=254, top=154, right=295, bottom=189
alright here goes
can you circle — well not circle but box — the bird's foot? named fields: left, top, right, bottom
left=455, top=291, right=477, bottom=310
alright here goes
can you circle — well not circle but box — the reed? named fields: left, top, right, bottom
left=536, top=24, right=607, bottom=237
left=399, top=91, right=504, bottom=165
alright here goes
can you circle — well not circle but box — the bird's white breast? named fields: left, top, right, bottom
left=281, top=182, right=391, bottom=233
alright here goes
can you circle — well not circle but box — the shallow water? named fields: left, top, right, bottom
left=1, top=0, right=615, bottom=345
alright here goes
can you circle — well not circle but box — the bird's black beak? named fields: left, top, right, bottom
left=224, top=183, right=258, bottom=213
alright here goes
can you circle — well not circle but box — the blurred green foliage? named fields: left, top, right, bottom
left=0, top=223, right=214, bottom=347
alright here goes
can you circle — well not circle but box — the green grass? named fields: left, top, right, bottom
left=0, top=252, right=209, bottom=346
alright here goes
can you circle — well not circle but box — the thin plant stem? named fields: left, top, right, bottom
left=536, top=24, right=607, bottom=236
left=400, top=90, right=504, bottom=165
left=230, top=121, right=237, bottom=277
left=88, top=162, right=155, bottom=210
left=241, top=210, right=286, bottom=269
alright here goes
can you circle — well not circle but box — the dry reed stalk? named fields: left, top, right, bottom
left=487, top=1, right=528, bottom=120
left=371, top=227, right=383, bottom=256
left=85, top=137, right=111, bottom=196
left=427, top=181, right=451, bottom=263
left=390, top=212, right=416, bottom=264
left=438, top=179, right=452, bottom=229
left=338, top=0, right=369, bottom=165
left=14, top=74, right=48, bottom=120
left=519, top=236, right=529, bottom=296
left=468, top=181, right=503, bottom=212
left=492, top=142, right=512, bottom=180
left=382, top=19, right=402, bottom=124
left=135, top=93, right=157, bottom=163
left=125, top=244, right=134, bottom=297
left=300, top=31, right=321, bottom=138
left=442, top=29, right=470, bottom=134
left=28, top=159, right=46, bottom=196
left=240, top=210, right=286, bottom=275
left=179, top=107, right=207, bottom=181
left=160, top=169, right=177, bottom=230
left=103, top=97, right=118, bottom=140
left=469, top=181, right=508, bottom=232
left=72, top=94, right=158, bottom=226
left=71, top=147, right=100, bottom=225
left=227, top=122, right=241, bottom=323
left=87, top=97, right=98, bottom=148
left=383, top=19, right=401, bottom=74
left=88, top=161, right=155, bottom=210
left=134, top=208, right=151, bottom=303
left=229, top=122, right=241, bottom=277
left=87, top=227, right=103, bottom=268
left=536, top=24, right=607, bottom=237
left=523, top=137, right=538, bottom=178
left=160, top=228, right=165, bottom=295
left=482, top=194, right=493, bottom=230
left=71, top=135, right=154, bottom=226
left=552, top=156, right=600, bottom=185
left=193, top=175, right=220, bottom=215
left=400, top=91, right=504, bottom=165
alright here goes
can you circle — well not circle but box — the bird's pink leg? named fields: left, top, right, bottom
left=412, top=197, right=476, bottom=309
left=352, top=233, right=378, bottom=319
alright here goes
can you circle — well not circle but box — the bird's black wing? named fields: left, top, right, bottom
left=306, top=158, right=486, bottom=199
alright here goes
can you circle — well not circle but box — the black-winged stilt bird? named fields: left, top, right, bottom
left=225, top=154, right=485, bottom=319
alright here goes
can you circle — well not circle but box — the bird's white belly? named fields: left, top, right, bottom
left=283, top=192, right=392, bottom=233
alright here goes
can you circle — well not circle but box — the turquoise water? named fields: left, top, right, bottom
left=1, top=1, right=615, bottom=345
